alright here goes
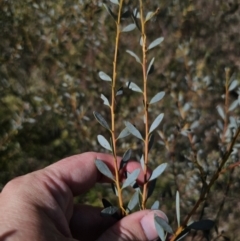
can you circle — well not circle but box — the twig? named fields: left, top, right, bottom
left=110, top=0, right=126, bottom=216
left=170, top=127, right=240, bottom=241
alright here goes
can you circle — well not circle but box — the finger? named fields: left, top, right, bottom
left=45, top=152, right=149, bottom=196
left=97, top=209, right=168, bottom=241
left=69, top=204, right=117, bottom=241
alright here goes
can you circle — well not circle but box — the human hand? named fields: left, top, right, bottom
left=0, top=152, right=168, bottom=241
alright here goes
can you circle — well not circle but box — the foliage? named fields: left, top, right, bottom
left=1, top=0, right=240, bottom=240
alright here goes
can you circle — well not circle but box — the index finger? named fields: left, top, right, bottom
left=46, top=152, right=147, bottom=196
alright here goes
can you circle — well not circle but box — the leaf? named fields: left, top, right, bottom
left=101, top=94, right=110, bottom=107
left=95, top=159, right=114, bottom=180
left=149, top=163, right=167, bottom=181
left=229, top=79, right=238, bottom=91
left=229, top=71, right=236, bottom=83
left=216, top=105, right=225, bottom=120
left=122, top=149, right=132, bottom=163
left=122, top=23, right=136, bottom=32
left=122, top=169, right=140, bottom=189
left=132, top=10, right=141, bottom=31
left=148, top=134, right=155, bottom=152
left=154, top=215, right=173, bottom=234
left=140, top=36, right=143, bottom=46
left=188, top=219, right=215, bottom=231
left=110, top=0, right=119, bottom=5
left=126, top=81, right=143, bottom=93
left=140, top=155, right=145, bottom=170
left=102, top=198, right=112, bottom=208
left=148, top=37, right=164, bottom=50
left=127, top=190, right=139, bottom=212
left=120, top=149, right=132, bottom=170
left=116, top=86, right=123, bottom=96
left=124, top=121, right=143, bottom=140
left=117, top=127, right=130, bottom=139
left=146, top=11, right=154, bottom=21
left=103, top=4, right=117, bottom=20
left=97, top=135, right=112, bottom=151
left=126, top=50, right=141, bottom=64
left=147, top=57, right=155, bottom=76
left=99, top=71, right=112, bottom=82
left=176, top=191, right=180, bottom=228
left=100, top=206, right=119, bottom=217
left=151, top=200, right=160, bottom=210
left=93, top=111, right=110, bottom=130
left=229, top=99, right=239, bottom=111
left=154, top=216, right=165, bottom=241
left=149, top=91, right=165, bottom=104
left=147, top=178, right=157, bottom=199
left=149, top=113, right=164, bottom=133
left=133, top=8, right=140, bottom=18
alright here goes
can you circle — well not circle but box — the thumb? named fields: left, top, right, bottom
left=96, top=210, right=168, bottom=241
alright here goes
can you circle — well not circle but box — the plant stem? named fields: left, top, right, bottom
left=110, top=0, right=126, bottom=216
left=223, top=67, right=230, bottom=141
left=139, top=0, right=149, bottom=210
left=170, top=126, right=240, bottom=241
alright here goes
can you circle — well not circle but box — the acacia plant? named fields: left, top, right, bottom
left=93, top=1, right=240, bottom=240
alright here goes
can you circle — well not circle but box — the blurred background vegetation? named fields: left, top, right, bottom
left=1, top=0, right=240, bottom=240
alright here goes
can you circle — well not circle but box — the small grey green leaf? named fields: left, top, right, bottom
left=147, top=57, right=155, bottom=76
left=124, top=121, right=143, bottom=140
left=148, top=37, right=164, bottom=50
left=216, top=105, right=225, bottom=120
left=140, top=36, right=143, bottom=46
left=99, top=71, right=112, bottom=82
left=229, top=79, right=238, bottom=91
left=117, top=127, right=130, bottom=139
left=97, top=135, right=112, bottom=151
left=93, top=111, right=110, bottom=130
left=176, top=191, right=180, bottom=228
left=110, top=0, right=119, bottom=5
left=149, top=91, right=165, bottom=104
left=148, top=134, right=155, bottom=152
left=145, top=11, right=154, bottom=21
left=154, top=215, right=165, bottom=241
left=122, top=149, right=132, bottom=162
left=100, top=206, right=119, bottom=217
left=116, top=86, right=123, bottom=96
left=140, top=155, right=145, bottom=170
left=95, top=159, right=114, bottom=180
left=126, top=50, right=141, bottom=64
left=127, top=190, right=139, bottom=212
left=122, top=169, right=140, bottom=189
left=103, top=4, right=117, bottom=20
left=122, top=23, right=136, bottom=32
left=101, top=94, right=110, bottom=107
left=149, top=113, right=164, bottom=133
left=151, top=200, right=160, bottom=210
left=120, top=149, right=132, bottom=170
left=154, top=215, right=173, bottom=234
left=126, top=81, right=142, bottom=93
left=149, top=163, right=167, bottom=181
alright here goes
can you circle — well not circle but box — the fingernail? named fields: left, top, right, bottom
left=140, top=210, right=168, bottom=241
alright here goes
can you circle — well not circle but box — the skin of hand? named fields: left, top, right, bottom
left=0, top=152, right=168, bottom=241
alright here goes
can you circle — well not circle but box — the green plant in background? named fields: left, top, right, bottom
left=93, top=1, right=240, bottom=240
